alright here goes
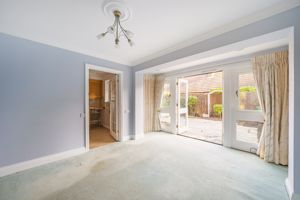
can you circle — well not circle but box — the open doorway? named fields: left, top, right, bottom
left=178, top=71, right=223, bottom=144
left=156, top=61, right=264, bottom=152
left=85, top=67, right=121, bottom=150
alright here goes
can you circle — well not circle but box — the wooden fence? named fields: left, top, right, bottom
left=188, top=91, right=259, bottom=118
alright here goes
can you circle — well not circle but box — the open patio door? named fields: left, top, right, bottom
left=159, top=79, right=173, bottom=132
left=177, top=79, right=188, bottom=134
left=159, top=78, right=177, bottom=134
left=110, top=75, right=119, bottom=140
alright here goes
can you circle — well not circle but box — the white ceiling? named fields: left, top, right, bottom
left=0, top=0, right=299, bottom=66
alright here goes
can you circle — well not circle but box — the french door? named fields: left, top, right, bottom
left=230, top=67, right=264, bottom=152
left=157, top=61, right=263, bottom=154
left=159, top=80, right=172, bottom=132
left=110, top=75, right=119, bottom=140
left=159, top=78, right=188, bottom=134
left=159, top=78, right=177, bottom=133
left=177, top=79, right=188, bottom=134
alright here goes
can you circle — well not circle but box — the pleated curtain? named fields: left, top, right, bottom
left=144, top=74, right=165, bottom=132
left=251, top=50, right=289, bottom=165
left=144, top=74, right=155, bottom=132
left=153, top=75, right=165, bottom=131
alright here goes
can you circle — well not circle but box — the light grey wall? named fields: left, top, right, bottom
left=133, top=6, right=300, bottom=195
left=0, top=33, right=133, bottom=167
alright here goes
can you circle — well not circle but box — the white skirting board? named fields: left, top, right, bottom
left=120, top=134, right=143, bottom=142
left=120, top=134, right=134, bottom=141
left=286, top=178, right=300, bottom=200
left=0, top=147, right=86, bottom=178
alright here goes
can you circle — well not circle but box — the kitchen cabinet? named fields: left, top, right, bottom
left=89, top=79, right=103, bottom=99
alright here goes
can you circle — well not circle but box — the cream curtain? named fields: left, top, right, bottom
left=144, top=74, right=165, bottom=132
left=144, top=74, right=155, bottom=132
left=153, top=75, right=165, bottom=131
left=251, top=50, right=289, bottom=165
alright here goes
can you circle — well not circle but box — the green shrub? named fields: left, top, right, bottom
left=209, top=86, right=256, bottom=94
left=209, top=88, right=223, bottom=94
left=213, top=104, right=222, bottom=117
left=188, top=96, right=198, bottom=108
left=188, top=95, right=198, bottom=115
left=239, top=86, right=256, bottom=92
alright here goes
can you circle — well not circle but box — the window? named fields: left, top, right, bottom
left=180, top=81, right=187, bottom=109
left=238, top=73, right=261, bottom=111
left=236, top=120, right=263, bottom=144
left=159, top=113, right=171, bottom=129
left=104, top=80, right=110, bottom=102
left=161, top=83, right=171, bottom=108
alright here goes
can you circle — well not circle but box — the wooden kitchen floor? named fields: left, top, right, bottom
left=89, top=127, right=116, bottom=149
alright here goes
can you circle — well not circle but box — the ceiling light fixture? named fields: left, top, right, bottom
left=97, top=1, right=134, bottom=48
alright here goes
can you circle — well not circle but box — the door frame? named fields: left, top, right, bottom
left=85, top=64, right=124, bottom=151
left=163, top=62, right=262, bottom=148
left=164, top=69, right=224, bottom=138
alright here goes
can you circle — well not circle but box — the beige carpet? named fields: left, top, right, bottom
left=0, top=133, right=288, bottom=200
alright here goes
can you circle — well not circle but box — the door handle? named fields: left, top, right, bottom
left=235, top=90, right=239, bottom=97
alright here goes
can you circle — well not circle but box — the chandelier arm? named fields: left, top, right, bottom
left=99, top=9, right=133, bottom=47
left=103, top=31, right=108, bottom=37
left=118, top=21, right=130, bottom=40
left=110, top=18, right=116, bottom=38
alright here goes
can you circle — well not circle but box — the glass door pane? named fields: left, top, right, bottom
left=177, top=79, right=188, bottom=133
left=110, top=75, right=118, bottom=138
left=231, top=67, right=263, bottom=152
left=238, top=73, right=261, bottom=111
left=160, top=81, right=172, bottom=132
left=236, top=120, right=263, bottom=144
left=159, top=78, right=177, bottom=133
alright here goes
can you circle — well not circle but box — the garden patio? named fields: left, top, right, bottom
left=180, top=117, right=260, bottom=145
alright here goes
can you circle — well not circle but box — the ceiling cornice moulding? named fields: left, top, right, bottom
left=131, top=0, right=300, bottom=67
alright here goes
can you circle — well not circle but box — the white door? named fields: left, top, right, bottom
left=110, top=75, right=119, bottom=140
left=159, top=78, right=177, bottom=133
left=159, top=79, right=173, bottom=133
left=231, top=67, right=264, bottom=152
left=177, top=79, right=188, bottom=134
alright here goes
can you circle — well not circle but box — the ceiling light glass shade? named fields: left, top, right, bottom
left=96, top=33, right=106, bottom=39
left=107, top=26, right=115, bottom=34
left=128, top=39, right=134, bottom=46
left=97, top=10, right=134, bottom=47
left=124, top=30, right=133, bottom=38
left=114, top=38, right=120, bottom=48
